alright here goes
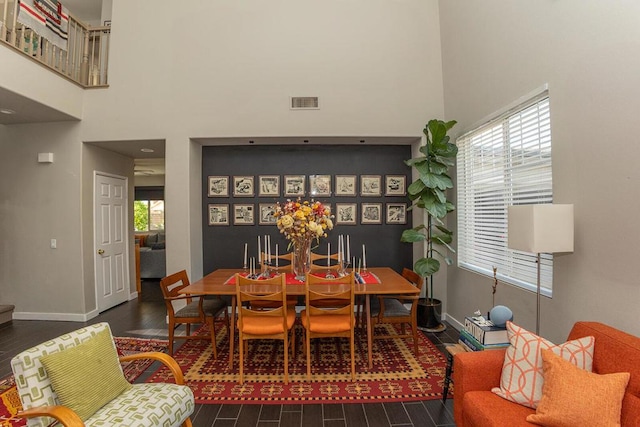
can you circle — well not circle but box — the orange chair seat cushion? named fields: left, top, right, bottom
left=300, top=311, right=352, bottom=333
left=239, top=309, right=296, bottom=335
left=462, top=390, right=535, bottom=427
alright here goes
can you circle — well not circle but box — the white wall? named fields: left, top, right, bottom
left=1, top=0, right=445, bottom=317
left=0, top=123, right=86, bottom=319
left=79, top=0, right=445, bottom=282
left=439, top=0, right=640, bottom=342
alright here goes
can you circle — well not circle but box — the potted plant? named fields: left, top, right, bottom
left=401, top=119, right=458, bottom=331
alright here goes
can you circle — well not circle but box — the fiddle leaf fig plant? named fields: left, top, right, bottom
left=401, top=119, right=458, bottom=302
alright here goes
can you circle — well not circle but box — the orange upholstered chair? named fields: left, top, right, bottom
left=235, top=273, right=296, bottom=384
left=160, top=270, right=228, bottom=357
left=301, top=272, right=356, bottom=381
left=370, top=268, right=423, bottom=356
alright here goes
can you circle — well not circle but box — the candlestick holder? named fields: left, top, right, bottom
left=337, top=259, right=350, bottom=277
left=325, top=267, right=336, bottom=279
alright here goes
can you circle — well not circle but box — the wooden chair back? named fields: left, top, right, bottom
left=310, top=251, right=341, bottom=271
left=261, top=251, right=293, bottom=273
left=303, top=272, right=356, bottom=380
left=234, top=273, right=294, bottom=384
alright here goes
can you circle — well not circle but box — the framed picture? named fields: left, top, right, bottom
left=335, top=203, right=357, bottom=225
left=335, top=175, right=357, bottom=196
left=361, top=203, right=382, bottom=224
left=208, top=204, right=229, bottom=226
left=233, top=176, right=254, bottom=197
left=385, top=175, right=406, bottom=196
left=207, top=176, right=229, bottom=197
left=309, top=174, right=331, bottom=196
left=258, top=175, right=280, bottom=197
left=284, top=175, right=305, bottom=197
left=233, top=204, right=255, bottom=225
left=360, top=175, right=382, bottom=197
left=259, top=203, right=278, bottom=225
left=386, top=203, right=407, bottom=224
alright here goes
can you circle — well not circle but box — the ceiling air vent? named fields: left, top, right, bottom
left=290, top=97, right=319, bottom=110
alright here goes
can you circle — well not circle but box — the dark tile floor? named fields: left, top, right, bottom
left=0, top=280, right=460, bottom=427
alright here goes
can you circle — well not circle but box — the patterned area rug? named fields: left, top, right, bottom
left=0, top=336, right=168, bottom=426
left=148, top=323, right=448, bottom=404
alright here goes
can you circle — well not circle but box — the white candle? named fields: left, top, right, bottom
left=244, top=243, right=248, bottom=266
left=358, top=258, right=362, bottom=274
left=268, top=235, right=271, bottom=263
left=346, top=235, right=351, bottom=260
left=338, top=235, right=343, bottom=264
left=257, top=236, right=261, bottom=263
left=362, top=244, right=367, bottom=269
left=353, top=256, right=356, bottom=272
left=275, top=244, right=279, bottom=268
left=327, top=243, right=331, bottom=266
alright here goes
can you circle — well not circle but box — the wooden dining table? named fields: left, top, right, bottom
left=180, top=267, right=420, bottom=370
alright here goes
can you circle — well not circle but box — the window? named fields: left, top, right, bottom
left=456, top=91, right=553, bottom=295
left=134, top=186, right=165, bottom=232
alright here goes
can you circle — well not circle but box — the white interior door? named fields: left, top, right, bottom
left=94, top=172, right=129, bottom=312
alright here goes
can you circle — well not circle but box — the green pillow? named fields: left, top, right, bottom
left=40, top=328, right=131, bottom=421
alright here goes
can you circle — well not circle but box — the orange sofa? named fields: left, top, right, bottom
left=453, top=321, right=640, bottom=426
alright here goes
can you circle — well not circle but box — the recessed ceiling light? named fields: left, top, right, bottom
left=0, top=108, right=16, bottom=115
left=140, top=148, right=154, bottom=153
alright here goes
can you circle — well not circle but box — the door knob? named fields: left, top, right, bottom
left=97, top=249, right=105, bottom=255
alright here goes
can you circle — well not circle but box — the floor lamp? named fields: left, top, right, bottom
left=507, top=204, right=574, bottom=335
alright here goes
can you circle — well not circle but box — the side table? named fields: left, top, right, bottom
left=442, top=343, right=467, bottom=402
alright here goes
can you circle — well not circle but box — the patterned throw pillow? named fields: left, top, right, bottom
left=526, top=349, right=629, bottom=426
left=40, top=328, right=132, bottom=421
left=491, top=321, right=594, bottom=409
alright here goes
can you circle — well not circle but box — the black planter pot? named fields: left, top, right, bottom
left=417, top=298, right=446, bottom=332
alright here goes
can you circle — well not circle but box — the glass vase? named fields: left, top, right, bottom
left=292, top=237, right=311, bottom=281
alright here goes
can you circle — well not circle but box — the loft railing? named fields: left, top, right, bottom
left=0, top=0, right=109, bottom=87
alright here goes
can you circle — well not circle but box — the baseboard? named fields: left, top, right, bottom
left=12, top=309, right=100, bottom=322
left=443, top=312, right=464, bottom=332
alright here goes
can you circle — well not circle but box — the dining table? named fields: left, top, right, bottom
left=180, top=267, right=420, bottom=370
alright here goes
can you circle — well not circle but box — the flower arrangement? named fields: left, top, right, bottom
left=273, top=198, right=334, bottom=245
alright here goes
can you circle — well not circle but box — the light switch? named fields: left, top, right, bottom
left=50, top=239, right=57, bottom=249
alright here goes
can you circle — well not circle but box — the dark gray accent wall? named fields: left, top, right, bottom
left=202, top=145, right=413, bottom=275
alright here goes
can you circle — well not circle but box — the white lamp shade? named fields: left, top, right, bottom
left=508, top=204, right=574, bottom=254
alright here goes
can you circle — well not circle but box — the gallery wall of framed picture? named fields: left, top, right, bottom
left=201, top=144, right=413, bottom=274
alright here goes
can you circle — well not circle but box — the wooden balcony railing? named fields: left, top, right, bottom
left=0, top=0, right=109, bottom=88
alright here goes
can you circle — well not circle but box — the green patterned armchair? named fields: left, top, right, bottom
left=11, top=322, right=194, bottom=427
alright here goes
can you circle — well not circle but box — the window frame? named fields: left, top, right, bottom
left=456, top=87, right=554, bottom=296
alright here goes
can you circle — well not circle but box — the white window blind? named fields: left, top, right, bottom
left=456, top=94, right=554, bottom=295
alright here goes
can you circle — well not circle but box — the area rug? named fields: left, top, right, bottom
left=148, top=323, right=449, bottom=404
left=0, top=336, right=168, bottom=426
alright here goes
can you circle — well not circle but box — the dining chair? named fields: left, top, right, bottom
left=369, top=267, right=423, bottom=356
left=160, top=270, right=229, bottom=357
left=261, top=251, right=293, bottom=273
left=11, top=322, right=194, bottom=427
left=252, top=252, right=298, bottom=309
left=235, top=273, right=296, bottom=384
left=301, top=272, right=356, bottom=381
left=310, top=251, right=340, bottom=272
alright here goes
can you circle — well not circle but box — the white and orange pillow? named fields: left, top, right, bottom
left=491, top=321, right=594, bottom=409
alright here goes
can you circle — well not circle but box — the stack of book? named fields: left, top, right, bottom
left=458, top=316, right=510, bottom=351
